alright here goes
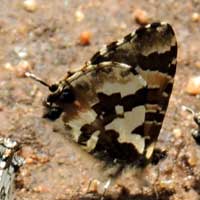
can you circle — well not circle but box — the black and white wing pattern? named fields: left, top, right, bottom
left=43, top=22, right=177, bottom=164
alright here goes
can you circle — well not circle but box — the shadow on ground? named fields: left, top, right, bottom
left=76, top=188, right=174, bottom=200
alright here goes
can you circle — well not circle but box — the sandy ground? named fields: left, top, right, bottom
left=0, top=0, right=200, bottom=199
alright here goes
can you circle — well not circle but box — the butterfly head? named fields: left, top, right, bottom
left=44, top=82, right=77, bottom=120
left=25, top=72, right=76, bottom=120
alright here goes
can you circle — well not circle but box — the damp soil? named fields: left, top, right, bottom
left=0, top=0, right=200, bottom=200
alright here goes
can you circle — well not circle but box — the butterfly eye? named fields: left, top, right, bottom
left=60, top=88, right=75, bottom=103
left=49, top=84, right=58, bottom=92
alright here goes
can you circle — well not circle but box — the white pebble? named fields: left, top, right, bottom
left=186, top=76, right=200, bottom=95
left=75, top=10, right=85, bottom=22
left=23, top=0, right=37, bottom=12
left=192, top=12, right=200, bottom=22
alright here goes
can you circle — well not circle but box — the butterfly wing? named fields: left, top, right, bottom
left=46, top=62, right=150, bottom=163
left=44, top=22, right=177, bottom=163
left=88, top=22, right=177, bottom=159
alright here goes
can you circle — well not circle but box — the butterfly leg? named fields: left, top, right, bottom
left=100, top=179, right=111, bottom=200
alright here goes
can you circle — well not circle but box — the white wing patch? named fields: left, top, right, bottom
left=105, top=105, right=146, bottom=154
left=97, top=74, right=146, bottom=97
left=86, top=130, right=101, bottom=152
left=68, top=109, right=97, bottom=142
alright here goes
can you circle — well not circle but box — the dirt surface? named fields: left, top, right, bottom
left=0, top=0, right=200, bottom=199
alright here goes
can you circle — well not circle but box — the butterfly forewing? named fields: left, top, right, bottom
left=89, top=22, right=177, bottom=76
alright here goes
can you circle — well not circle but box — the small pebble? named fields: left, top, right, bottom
left=75, top=10, right=85, bottom=22
left=119, top=22, right=127, bottom=30
left=37, top=153, right=49, bottom=164
left=187, top=151, right=197, bottom=166
left=3, top=138, right=17, bottom=148
left=21, top=146, right=34, bottom=158
left=4, top=62, right=14, bottom=71
left=55, top=194, right=68, bottom=200
left=3, top=149, right=12, bottom=158
left=159, top=159, right=173, bottom=174
left=172, top=128, right=182, bottom=138
left=14, top=46, right=28, bottom=59
left=25, top=157, right=35, bottom=164
left=20, top=168, right=30, bottom=177
left=186, top=76, right=200, bottom=95
left=188, top=156, right=197, bottom=167
left=23, top=0, right=37, bottom=12
left=192, top=12, right=200, bottom=22
left=33, top=185, right=49, bottom=193
left=17, top=24, right=29, bottom=36
left=79, top=31, right=92, bottom=46
left=159, top=179, right=174, bottom=189
left=0, top=102, right=3, bottom=111
left=133, top=9, right=150, bottom=25
left=195, top=61, right=200, bottom=69
left=87, top=179, right=100, bottom=193
left=15, top=60, right=33, bottom=78
left=0, top=161, right=6, bottom=169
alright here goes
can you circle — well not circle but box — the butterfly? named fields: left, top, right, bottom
left=26, top=22, right=177, bottom=165
left=182, top=106, right=200, bottom=145
left=0, top=137, right=24, bottom=200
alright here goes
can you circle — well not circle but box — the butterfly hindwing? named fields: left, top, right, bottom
left=51, top=62, right=148, bottom=162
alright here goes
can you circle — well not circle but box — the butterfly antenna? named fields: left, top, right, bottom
left=25, top=72, right=50, bottom=88
left=182, top=105, right=195, bottom=116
